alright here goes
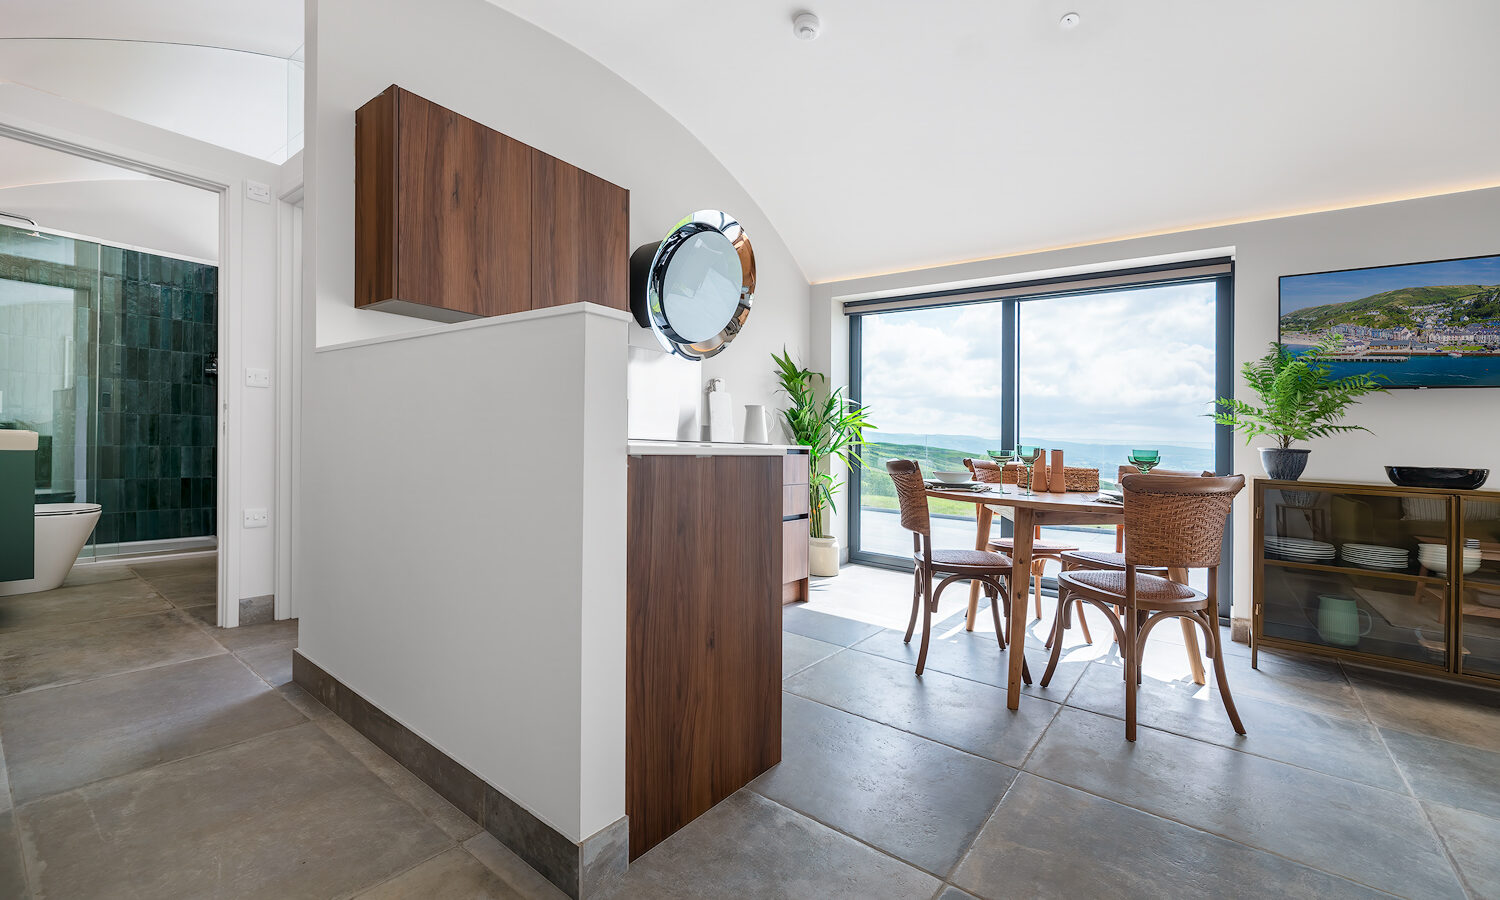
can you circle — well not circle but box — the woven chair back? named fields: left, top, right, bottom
left=886, top=459, right=931, bottom=536
left=964, top=458, right=1007, bottom=484
left=1117, top=464, right=1214, bottom=480
left=1121, top=473, right=1244, bottom=569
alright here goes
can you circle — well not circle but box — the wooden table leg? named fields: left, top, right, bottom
left=1169, top=566, right=1207, bottom=686
left=1007, top=508, right=1035, bottom=710
left=964, top=505, right=995, bottom=631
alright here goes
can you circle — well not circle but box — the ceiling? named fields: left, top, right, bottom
left=489, top=0, right=1500, bottom=283
left=0, top=0, right=303, bottom=57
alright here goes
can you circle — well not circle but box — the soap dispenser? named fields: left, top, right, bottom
left=707, top=378, right=735, bottom=442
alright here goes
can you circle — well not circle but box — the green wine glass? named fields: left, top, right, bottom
left=1128, top=449, right=1161, bottom=475
left=987, top=449, right=1015, bottom=494
left=1016, top=446, right=1042, bottom=496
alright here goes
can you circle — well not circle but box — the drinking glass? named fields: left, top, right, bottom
left=987, top=449, right=1015, bottom=494
left=1128, top=449, right=1161, bottom=475
left=1016, top=446, right=1042, bottom=496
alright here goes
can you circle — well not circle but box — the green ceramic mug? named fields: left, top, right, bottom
left=1317, top=595, right=1372, bottom=647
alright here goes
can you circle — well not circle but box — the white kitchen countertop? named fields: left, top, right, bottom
left=0, top=431, right=39, bottom=451
left=628, top=440, right=808, bottom=457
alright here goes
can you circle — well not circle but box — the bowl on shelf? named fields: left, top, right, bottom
left=930, top=471, right=973, bottom=484
left=1417, top=546, right=1482, bottom=575
left=1385, top=466, right=1489, bottom=490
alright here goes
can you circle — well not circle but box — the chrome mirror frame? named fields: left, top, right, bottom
left=630, top=210, right=755, bottom=360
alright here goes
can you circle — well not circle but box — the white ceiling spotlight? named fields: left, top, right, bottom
left=1059, top=12, right=1082, bottom=29
left=792, top=12, right=821, bottom=41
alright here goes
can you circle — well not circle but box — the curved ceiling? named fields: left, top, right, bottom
left=0, top=0, right=302, bottom=57
left=488, top=0, right=1500, bottom=283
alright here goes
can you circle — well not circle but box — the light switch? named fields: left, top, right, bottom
left=243, top=508, right=269, bottom=528
left=246, top=181, right=271, bottom=204
left=246, top=368, right=271, bottom=388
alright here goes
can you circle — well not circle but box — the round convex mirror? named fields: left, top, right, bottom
left=630, top=211, right=755, bottom=360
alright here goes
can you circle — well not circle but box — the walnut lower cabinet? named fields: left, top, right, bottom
left=625, top=447, right=793, bottom=860
left=1253, top=478, right=1500, bottom=685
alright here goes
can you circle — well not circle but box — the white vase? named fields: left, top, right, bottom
left=742, top=404, right=769, bottom=443
left=809, top=536, right=840, bottom=577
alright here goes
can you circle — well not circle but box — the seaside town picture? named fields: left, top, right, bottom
left=1279, top=253, right=1500, bottom=387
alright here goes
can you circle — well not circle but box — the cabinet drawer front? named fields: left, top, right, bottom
left=783, top=452, right=810, bottom=486
left=783, top=518, right=809, bottom=583
left=783, top=484, right=809, bottom=517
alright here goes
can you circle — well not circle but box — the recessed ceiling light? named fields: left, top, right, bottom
left=793, top=12, right=821, bottom=40
left=1060, top=12, right=1081, bottom=29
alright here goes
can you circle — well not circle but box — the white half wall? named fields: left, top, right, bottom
left=308, top=0, right=811, bottom=437
left=0, top=83, right=283, bottom=607
left=295, top=305, right=628, bottom=844
left=813, top=185, right=1500, bottom=619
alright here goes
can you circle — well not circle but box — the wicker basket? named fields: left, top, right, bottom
left=999, top=463, right=1099, bottom=492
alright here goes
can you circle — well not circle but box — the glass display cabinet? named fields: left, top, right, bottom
left=1253, top=479, right=1500, bottom=684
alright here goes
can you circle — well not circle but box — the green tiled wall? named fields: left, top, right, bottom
left=94, top=248, right=217, bottom=544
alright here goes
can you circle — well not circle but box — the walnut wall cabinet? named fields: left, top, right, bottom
left=355, top=85, right=629, bottom=322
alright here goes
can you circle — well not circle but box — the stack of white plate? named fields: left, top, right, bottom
left=1265, top=536, right=1335, bottom=562
left=1340, top=543, right=1411, bottom=570
left=1416, top=544, right=1482, bottom=575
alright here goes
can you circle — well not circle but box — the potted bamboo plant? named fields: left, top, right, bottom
left=1213, top=335, right=1386, bottom=480
left=773, top=349, right=875, bottom=577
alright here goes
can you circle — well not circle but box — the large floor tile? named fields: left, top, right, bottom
left=1065, top=662, right=1406, bottom=791
left=60, top=563, right=138, bottom=587
left=16, top=722, right=451, bottom=900
left=1424, top=802, right=1500, bottom=899
left=354, top=848, right=533, bottom=899
left=952, top=774, right=1387, bottom=900
left=133, top=570, right=217, bottom=608
left=783, top=632, right=842, bottom=679
left=1208, top=647, right=1365, bottom=721
left=1347, top=664, right=1500, bottom=753
left=208, top=616, right=298, bottom=652
left=0, top=812, right=27, bottom=900
left=462, top=833, right=570, bottom=900
left=127, top=555, right=216, bottom=580
left=852, top=625, right=1090, bottom=700
left=1381, top=729, right=1500, bottom=819
left=783, top=605, right=883, bottom=647
left=0, top=610, right=224, bottom=695
left=234, top=639, right=297, bottom=687
left=0, top=653, right=306, bottom=804
left=785, top=649, right=1059, bottom=766
left=754, top=694, right=1015, bottom=874
left=601, top=790, right=940, bottom=900
left=0, top=579, right=170, bottom=634
left=1024, top=708, right=1464, bottom=899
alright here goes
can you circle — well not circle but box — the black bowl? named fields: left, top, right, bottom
left=1385, top=466, right=1489, bottom=490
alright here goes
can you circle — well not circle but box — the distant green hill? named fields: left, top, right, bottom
left=1281, top=284, right=1500, bottom=331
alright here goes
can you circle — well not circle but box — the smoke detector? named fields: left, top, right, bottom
left=1059, top=12, right=1081, bottom=29
left=793, top=12, right=821, bottom=40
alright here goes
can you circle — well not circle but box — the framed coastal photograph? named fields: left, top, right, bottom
left=1279, top=253, right=1500, bottom=388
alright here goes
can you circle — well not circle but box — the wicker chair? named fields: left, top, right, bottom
left=1043, top=473, right=1246, bottom=740
left=887, top=459, right=1028, bottom=681
left=963, top=459, right=1086, bottom=645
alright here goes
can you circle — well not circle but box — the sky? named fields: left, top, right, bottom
left=858, top=282, right=1218, bottom=446
left=1280, top=255, right=1500, bottom=314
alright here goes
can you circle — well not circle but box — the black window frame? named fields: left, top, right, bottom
left=847, top=266, right=1237, bottom=619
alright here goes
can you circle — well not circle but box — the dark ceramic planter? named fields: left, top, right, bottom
left=1259, top=447, right=1310, bottom=481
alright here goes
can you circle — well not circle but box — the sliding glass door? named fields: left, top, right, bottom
left=850, top=269, right=1233, bottom=609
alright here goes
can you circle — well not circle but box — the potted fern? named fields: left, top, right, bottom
left=1213, top=335, right=1386, bottom=480
left=773, top=349, right=875, bottom=577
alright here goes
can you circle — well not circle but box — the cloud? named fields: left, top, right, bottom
left=859, top=283, right=1218, bottom=445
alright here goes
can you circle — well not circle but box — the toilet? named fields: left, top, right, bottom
left=0, top=503, right=103, bottom=596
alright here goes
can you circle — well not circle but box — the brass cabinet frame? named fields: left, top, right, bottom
left=1252, top=477, right=1500, bottom=685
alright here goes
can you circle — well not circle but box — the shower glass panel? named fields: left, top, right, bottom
left=0, top=222, right=217, bottom=559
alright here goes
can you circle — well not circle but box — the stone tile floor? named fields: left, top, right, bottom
left=3, top=559, right=1499, bottom=898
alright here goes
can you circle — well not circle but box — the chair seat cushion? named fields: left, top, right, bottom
left=921, top=548, right=1013, bottom=572
left=1059, top=550, right=1166, bottom=574
left=989, top=537, right=1079, bottom=554
left=1061, top=569, right=1200, bottom=606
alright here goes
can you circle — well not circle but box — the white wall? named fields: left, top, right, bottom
left=308, top=0, right=810, bottom=435
left=295, top=307, right=628, bottom=844
left=0, top=83, right=283, bottom=607
left=813, top=186, right=1500, bottom=620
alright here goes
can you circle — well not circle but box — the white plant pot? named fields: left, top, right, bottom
left=809, top=536, right=840, bottom=577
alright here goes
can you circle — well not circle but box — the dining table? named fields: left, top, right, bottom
left=925, top=484, right=1207, bottom=710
